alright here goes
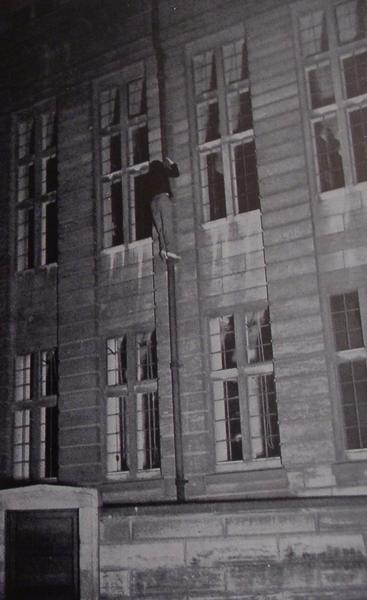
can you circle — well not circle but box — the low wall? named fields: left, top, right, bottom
left=99, top=496, right=367, bottom=599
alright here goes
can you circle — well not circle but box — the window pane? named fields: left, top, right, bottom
left=133, top=173, right=152, bottom=241
left=194, top=50, right=217, bottom=95
left=350, top=107, right=367, bottom=183
left=232, top=141, right=259, bottom=213
left=17, top=207, right=35, bottom=271
left=15, top=354, right=32, bottom=402
left=103, top=180, right=124, bottom=248
left=137, top=392, right=161, bottom=470
left=339, top=360, right=367, bottom=449
left=128, top=78, right=146, bottom=117
left=107, top=336, right=127, bottom=386
left=42, top=111, right=57, bottom=150
left=228, top=91, right=253, bottom=134
left=197, top=101, right=220, bottom=144
left=343, top=51, right=367, bottom=98
left=137, top=331, right=157, bottom=381
left=41, top=349, right=58, bottom=396
left=201, top=151, right=226, bottom=221
left=336, top=1, right=367, bottom=44
left=308, top=64, right=335, bottom=108
left=106, top=396, right=129, bottom=472
left=13, top=409, right=30, bottom=479
left=100, top=87, right=120, bottom=129
left=223, top=40, right=248, bottom=84
left=214, top=380, right=243, bottom=462
left=299, top=10, right=328, bottom=56
left=209, top=315, right=237, bottom=371
left=330, top=291, right=364, bottom=351
left=248, top=374, right=280, bottom=459
left=129, top=125, right=149, bottom=165
left=314, top=116, right=345, bottom=192
left=40, top=405, right=58, bottom=479
left=18, top=117, right=35, bottom=159
left=246, top=308, right=273, bottom=364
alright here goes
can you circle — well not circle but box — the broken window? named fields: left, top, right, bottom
left=105, top=330, right=160, bottom=477
left=330, top=290, right=367, bottom=451
left=194, top=37, right=259, bottom=221
left=99, top=73, right=151, bottom=248
left=13, top=350, right=58, bottom=480
left=209, top=308, right=280, bottom=465
left=299, top=2, right=367, bottom=191
left=15, top=106, right=58, bottom=270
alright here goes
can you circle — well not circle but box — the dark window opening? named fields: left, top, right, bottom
left=205, top=102, right=220, bottom=142
left=110, top=180, right=124, bottom=246
left=339, top=360, right=367, bottom=449
left=343, top=51, right=367, bottom=99
left=142, top=392, right=161, bottom=469
left=255, top=374, right=280, bottom=459
left=45, top=202, right=58, bottom=264
left=45, top=406, right=58, bottom=478
left=207, top=152, right=226, bottom=220
left=28, top=163, right=35, bottom=199
left=315, top=120, right=345, bottom=191
left=110, top=134, right=121, bottom=172
left=235, top=141, right=260, bottom=213
left=118, top=397, right=129, bottom=471
left=28, top=208, right=35, bottom=269
left=132, top=126, right=149, bottom=164
left=46, top=156, right=57, bottom=193
left=134, top=173, right=152, bottom=240
left=330, top=290, right=364, bottom=351
left=224, top=380, right=243, bottom=461
left=350, top=107, right=367, bottom=183
left=44, top=348, right=58, bottom=396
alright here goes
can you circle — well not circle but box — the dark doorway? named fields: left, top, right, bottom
left=6, top=509, right=79, bottom=600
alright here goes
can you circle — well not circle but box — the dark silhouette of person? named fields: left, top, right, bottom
left=145, top=157, right=180, bottom=260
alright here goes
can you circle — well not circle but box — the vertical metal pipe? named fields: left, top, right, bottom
left=151, top=0, right=187, bottom=502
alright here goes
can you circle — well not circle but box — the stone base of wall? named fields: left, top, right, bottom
left=100, top=496, right=367, bottom=599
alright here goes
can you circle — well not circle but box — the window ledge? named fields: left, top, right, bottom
left=106, top=469, right=161, bottom=482
left=346, top=449, right=367, bottom=461
left=201, top=208, right=262, bottom=231
left=215, top=457, right=282, bottom=473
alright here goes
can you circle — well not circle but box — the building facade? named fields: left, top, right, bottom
left=0, top=0, right=367, bottom=598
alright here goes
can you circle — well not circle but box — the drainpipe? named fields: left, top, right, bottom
left=151, top=0, right=187, bottom=502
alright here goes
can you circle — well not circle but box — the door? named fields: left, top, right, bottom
left=6, top=509, right=79, bottom=600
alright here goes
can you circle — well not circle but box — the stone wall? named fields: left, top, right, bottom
left=100, top=496, right=367, bottom=599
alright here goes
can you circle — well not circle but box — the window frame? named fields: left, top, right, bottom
left=328, top=287, right=367, bottom=458
left=186, top=25, right=260, bottom=226
left=95, top=63, right=153, bottom=252
left=206, top=305, right=281, bottom=472
left=294, top=0, right=367, bottom=196
left=13, top=102, right=58, bottom=272
left=12, top=348, right=59, bottom=480
left=104, top=327, right=161, bottom=480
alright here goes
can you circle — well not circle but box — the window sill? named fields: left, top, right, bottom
left=215, top=456, right=282, bottom=473
left=346, top=448, right=367, bottom=461
left=201, top=208, right=261, bottom=231
left=15, top=262, right=58, bottom=276
left=101, top=237, right=153, bottom=256
left=106, top=468, right=161, bottom=481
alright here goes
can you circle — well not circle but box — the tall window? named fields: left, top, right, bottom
left=209, top=308, right=280, bottom=465
left=15, top=106, right=58, bottom=271
left=105, top=330, right=160, bottom=477
left=330, top=290, right=367, bottom=450
left=193, top=38, right=259, bottom=222
left=13, top=348, right=58, bottom=479
left=298, top=1, right=367, bottom=192
left=99, top=73, right=151, bottom=248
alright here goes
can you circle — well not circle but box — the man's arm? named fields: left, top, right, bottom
left=164, top=156, right=179, bottom=178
